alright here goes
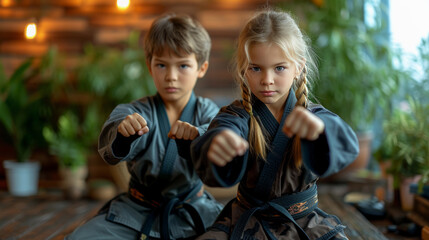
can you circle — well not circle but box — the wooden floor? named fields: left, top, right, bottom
left=0, top=190, right=104, bottom=240
left=317, top=185, right=388, bottom=240
left=0, top=184, right=419, bottom=240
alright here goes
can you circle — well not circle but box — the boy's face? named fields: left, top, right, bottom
left=148, top=49, right=208, bottom=106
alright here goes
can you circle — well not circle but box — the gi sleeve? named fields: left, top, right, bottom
left=175, top=97, right=220, bottom=161
left=191, top=103, right=250, bottom=187
left=301, top=106, right=359, bottom=177
left=98, top=101, right=151, bottom=165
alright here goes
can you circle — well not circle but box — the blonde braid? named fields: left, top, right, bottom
left=292, top=65, right=309, bottom=168
left=295, top=65, right=308, bottom=108
left=240, top=80, right=267, bottom=160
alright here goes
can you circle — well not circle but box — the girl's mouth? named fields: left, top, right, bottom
left=260, top=91, right=275, bottom=97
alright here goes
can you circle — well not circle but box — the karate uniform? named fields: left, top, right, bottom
left=192, top=91, right=359, bottom=240
left=66, top=92, right=223, bottom=240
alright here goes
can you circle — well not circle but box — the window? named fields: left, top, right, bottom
left=390, top=0, right=429, bottom=77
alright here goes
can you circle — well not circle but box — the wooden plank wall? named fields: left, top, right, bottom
left=0, top=0, right=283, bottom=189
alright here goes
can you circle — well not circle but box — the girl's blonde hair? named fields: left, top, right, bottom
left=234, top=8, right=317, bottom=168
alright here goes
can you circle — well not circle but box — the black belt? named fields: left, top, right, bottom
left=232, top=184, right=318, bottom=240
left=128, top=181, right=206, bottom=240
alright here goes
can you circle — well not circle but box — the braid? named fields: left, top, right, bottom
left=241, top=80, right=253, bottom=115
left=294, top=65, right=308, bottom=108
left=292, top=65, right=309, bottom=169
left=240, top=80, right=267, bottom=160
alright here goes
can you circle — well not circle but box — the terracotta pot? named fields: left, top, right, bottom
left=342, top=131, right=373, bottom=173
left=108, top=161, right=130, bottom=193
left=60, top=166, right=88, bottom=200
left=322, top=131, right=373, bottom=181
left=399, top=175, right=421, bottom=211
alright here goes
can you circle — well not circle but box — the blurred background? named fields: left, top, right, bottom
left=0, top=0, right=428, bottom=207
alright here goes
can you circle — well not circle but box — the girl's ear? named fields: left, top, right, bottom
left=197, top=61, right=209, bottom=78
left=296, top=60, right=307, bottom=78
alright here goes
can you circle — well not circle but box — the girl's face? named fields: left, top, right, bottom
left=149, top=48, right=208, bottom=107
left=246, top=42, right=299, bottom=115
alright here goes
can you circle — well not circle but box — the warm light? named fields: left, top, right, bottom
left=117, top=0, right=129, bottom=10
left=1, top=0, right=13, bottom=7
left=25, top=23, right=37, bottom=39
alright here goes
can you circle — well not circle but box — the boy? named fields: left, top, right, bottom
left=66, top=13, right=223, bottom=240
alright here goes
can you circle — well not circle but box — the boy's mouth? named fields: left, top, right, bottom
left=165, top=87, right=179, bottom=93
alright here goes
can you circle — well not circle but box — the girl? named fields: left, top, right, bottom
left=191, top=8, right=359, bottom=240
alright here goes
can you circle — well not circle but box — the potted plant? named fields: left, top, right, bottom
left=43, top=105, right=100, bottom=199
left=0, top=48, right=65, bottom=196
left=381, top=97, right=429, bottom=210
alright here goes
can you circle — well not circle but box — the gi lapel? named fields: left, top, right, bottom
left=154, top=92, right=197, bottom=182
left=253, top=91, right=297, bottom=198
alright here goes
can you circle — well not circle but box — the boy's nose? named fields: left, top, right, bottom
left=165, top=68, right=178, bottom=81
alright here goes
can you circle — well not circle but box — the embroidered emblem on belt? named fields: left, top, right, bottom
left=288, top=202, right=308, bottom=215
left=288, top=196, right=318, bottom=215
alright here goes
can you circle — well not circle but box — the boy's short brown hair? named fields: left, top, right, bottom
left=144, top=13, right=211, bottom=67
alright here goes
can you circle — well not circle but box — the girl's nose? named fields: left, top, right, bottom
left=260, top=71, right=274, bottom=85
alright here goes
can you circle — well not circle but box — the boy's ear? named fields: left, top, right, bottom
left=197, top=61, right=209, bottom=78
left=146, top=61, right=152, bottom=75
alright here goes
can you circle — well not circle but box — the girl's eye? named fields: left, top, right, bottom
left=275, top=66, right=285, bottom=72
left=156, top=63, right=165, bottom=68
left=250, top=66, right=260, bottom=72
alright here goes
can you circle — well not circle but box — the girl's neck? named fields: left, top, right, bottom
left=266, top=90, right=289, bottom=123
left=267, top=101, right=286, bottom=123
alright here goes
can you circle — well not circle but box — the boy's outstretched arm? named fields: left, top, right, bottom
left=118, top=112, right=149, bottom=137
left=168, top=120, right=199, bottom=140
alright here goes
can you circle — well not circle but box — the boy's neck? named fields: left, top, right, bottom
left=162, top=93, right=192, bottom=126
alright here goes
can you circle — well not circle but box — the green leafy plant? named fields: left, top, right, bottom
left=280, top=0, right=406, bottom=132
left=0, top=48, right=65, bottom=162
left=42, top=32, right=155, bottom=170
left=43, top=105, right=100, bottom=170
left=76, top=31, right=156, bottom=117
left=382, top=97, right=429, bottom=190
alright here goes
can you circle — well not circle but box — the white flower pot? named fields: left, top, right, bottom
left=3, top=160, right=41, bottom=196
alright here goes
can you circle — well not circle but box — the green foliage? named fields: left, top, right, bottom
left=280, top=0, right=406, bottom=131
left=42, top=31, right=155, bottom=168
left=43, top=106, right=100, bottom=169
left=0, top=48, right=65, bottom=162
left=382, top=97, right=429, bottom=188
left=0, top=31, right=155, bottom=168
left=76, top=31, right=156, bottom=117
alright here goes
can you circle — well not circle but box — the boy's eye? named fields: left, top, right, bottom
left=275, top=66, right=285, bottom=72
left=180, top=64, right=190, bottom=69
